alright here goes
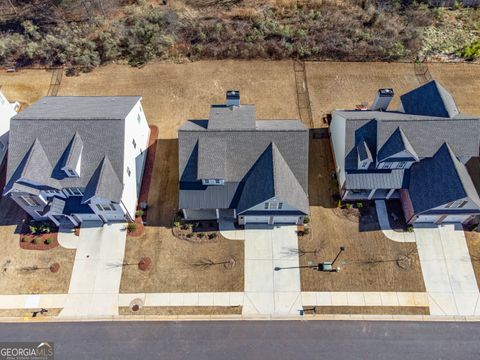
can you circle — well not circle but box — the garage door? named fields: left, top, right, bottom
left=415, top=215, right=441, bottom=223
left=244, top=216, right=269, bottom=224
left=273, top=216, right=298, bottom=224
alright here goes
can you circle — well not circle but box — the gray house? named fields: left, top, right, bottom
left=3, top=96, right=150, bottom=226
left=178, top=91, right=309, bottom=225
left=330, top=80, right=480, bottom=224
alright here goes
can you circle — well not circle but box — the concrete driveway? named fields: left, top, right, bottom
left=59, top=221, right=127, bottom=318
left=415, top=224, right=480, bottom=316
left=243, top=225, right=302, bottom=315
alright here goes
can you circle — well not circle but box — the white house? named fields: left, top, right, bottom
left=3, top=96, right=150, bottom=226
left=0, top=89, right=20, bottom=166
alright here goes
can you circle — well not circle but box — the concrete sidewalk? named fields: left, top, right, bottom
left=301, top=292, right=429, bottom=307
left=243, top=225, right=302, bottom=315
left=375, top=200, right=415, bottom=243
left=59, top=221, right=127, bottom=318
left=415, top=224, right=480, bottom=316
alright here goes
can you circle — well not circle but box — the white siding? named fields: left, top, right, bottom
left=329, top=113, right=347, bottom=188
left=241, top=197, right=300, bottom=212
left=0, top=90, right=19, bottom=165
left=120, top=101, right=150, bottom=220
left=432, top=197, right=479, bottom=211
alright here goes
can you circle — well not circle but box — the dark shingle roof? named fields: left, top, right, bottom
left=14, top=96, right=141, bottom=120
left=400, top=80, right=459, bottom=118
left=345, top=170, right=405, bottom=190
left=377, top=127, right=418, bottom=162
left=63, top=132, right=83, bottom=171
left=408, top=143, right=480, bottom=214
left=4, top=96, right=141, bottom=202
left=357, top=138, right=372, bottom=162
left=82, top=156, right=123, bottom=203
left=179, top=105, right=309, bottom=214
left=207, top=105, right=256, bottom=130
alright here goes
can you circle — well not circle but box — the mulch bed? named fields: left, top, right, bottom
left=138, top=257, right=151, bottom=271
left=127, top=217, right=146, bottom=237
left=172, top=220, right=230, bottom=244
left=19, top=232, right=59, bottom=250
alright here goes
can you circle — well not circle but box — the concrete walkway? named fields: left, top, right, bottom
left=415, top=224, right=480, bottom=316
left=375, top=200, right=415, bottom=243
left=242, top=225, right=302, bottom=315
left=59, top=221, right=127, bottom=318
left=219, top=220, right=245, bottom=240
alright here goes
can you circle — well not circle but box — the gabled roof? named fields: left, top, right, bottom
left=357, top=138, right=372, bottom=162
left=408, top=143, right=480, bottom=214
left=235, top=143, right=309, bottom=214
left=400, top=80, right=459, bottom=118
left=4, top=96, right=139, bottom=202
left=377, top=127, right=418, bottom=162
left=82, top=156, right=123, bottom=203
left=63, top=132, right=83, bottom=170
left=207, top=105, right=256, bottom=130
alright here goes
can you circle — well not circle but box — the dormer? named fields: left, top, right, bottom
left=357, top=138, right=372, bottom=170
left=61, top=132, right=83, bottom=178
left=377, top=127, right=419, bottom=169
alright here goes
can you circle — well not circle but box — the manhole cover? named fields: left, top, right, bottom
left=129, top=298, right=144, bottom=312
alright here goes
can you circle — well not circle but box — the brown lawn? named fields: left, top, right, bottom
left=302, top=138, right=426, bottom=292
left=0, top=198, right=75, bottom=294
left=466, top=231, right=480, bottom=289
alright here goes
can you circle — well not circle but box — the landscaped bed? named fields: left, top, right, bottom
left=19, top=220, right=59, bottom=250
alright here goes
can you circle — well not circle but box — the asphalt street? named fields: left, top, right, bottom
left=1, top=320, right=479, bottom=360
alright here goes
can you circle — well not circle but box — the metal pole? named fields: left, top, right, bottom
left=331, top=246, right=345, bottom=267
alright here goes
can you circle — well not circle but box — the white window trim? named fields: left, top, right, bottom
left=202, top=179, right=225, bottom=186
left=21, top=195, right=37, bottom=206
left=96, top=203, right=116, bottom=211
left=65, top=188, right=83, bottom=196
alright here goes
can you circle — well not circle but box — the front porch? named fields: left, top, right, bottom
left=343, top=188, right=400, bottom=201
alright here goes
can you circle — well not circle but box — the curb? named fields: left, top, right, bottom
left=1, top=314, right=480, bottom=323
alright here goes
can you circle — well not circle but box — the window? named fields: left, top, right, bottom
left=66, top=188, right=83, bottom=196
left=132, top=139, right=137, bottom=149
left=397, top=161, right=407, bottom=169
left=21, top=196, right=37, bottom=207
left=458, top=200, right=468, bottom=208
left=202, top=179, right=224, bottom=186
left=67, top=169, right=77, bottom=177
left=137, top=114, right=141, bottom=124
left=96, top=204, right=116, bottom=211
left=44, top=190, right=59, bottom=195
left=127, top=167, right=131, bottom=177
left=0, top=141, right=4, bottom=151
left=265, top=202, right=283, bottom=210
left=382, top=162, right=392, bottom=169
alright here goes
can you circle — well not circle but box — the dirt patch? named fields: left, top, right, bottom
left=120, top=226, right=244, bottom=293
left=0, top=308, right=62, bottom=318
left=303, top=306, right=429, bottom=315
left=127, top=218, right=145, bottom=237
left=465, top=231, right=480, bottom=289
left=302, top=138, right=425, bottom=292
left=119, top=306, right=242, bottom=316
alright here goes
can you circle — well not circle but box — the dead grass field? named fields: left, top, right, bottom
left=465, top=231, right=480, bottom=288
left=303, top=306, right=429, bottom=315
left=305, top=62, right=480, bottom=127
left=120, top=227, right=244, bottom=293
left=0, top=198, right=75, bottom=295
left=119, top=306, right=242, bottom=316
left=302, top=138, right=426, bottom=292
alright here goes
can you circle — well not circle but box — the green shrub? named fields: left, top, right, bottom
left=303, top=216, right=310, bottom=224
left=174, top=221, right=181, bottom=228
left=197, top=232, right=205, bottom=238
left=303, top=228, right=310, bottom=235
left=186, top=233, right=193, bottom=238
left=127, top=223, right=137, bottom=233
left=356, top=202, right=364, bottom=208
left=29, top=225, right=38, bottom=234
left=34, top=237, right=42, bottom=245
left=458, top=39, right=480, bottom=60
left=346, top=203, right=352, bottom=209
left=208, top=233, right=217, bottom=240
left=135, top=210, right=145, bottom=218
left=407, top=225, right=414, bottom=233
left=45, top=238, right=53, bottom=245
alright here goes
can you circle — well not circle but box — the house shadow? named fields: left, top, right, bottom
left=308, top=129, right=338, bottom=208
left=358, top=201, right=381, bottom=232
left=143, top=138, right=179, bottom=227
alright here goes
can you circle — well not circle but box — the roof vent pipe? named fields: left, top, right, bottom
left=226, top=90, right=240, bottom=107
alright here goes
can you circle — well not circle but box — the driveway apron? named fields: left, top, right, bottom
left=243, top=225, right=302, bottom=315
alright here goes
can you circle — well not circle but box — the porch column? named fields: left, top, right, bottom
left=215, top=209, right=220, bottom=219
left=48, top=214, right=60, bottom=227
left=342, top=190, right=349, bottom=200
left=233, top=209, right=237, bottom=218
left=182, top=209, right=188, bottom=220
left=386, top=189, right=395, bottom=200
left=367, top=189, right=376, bottom=200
